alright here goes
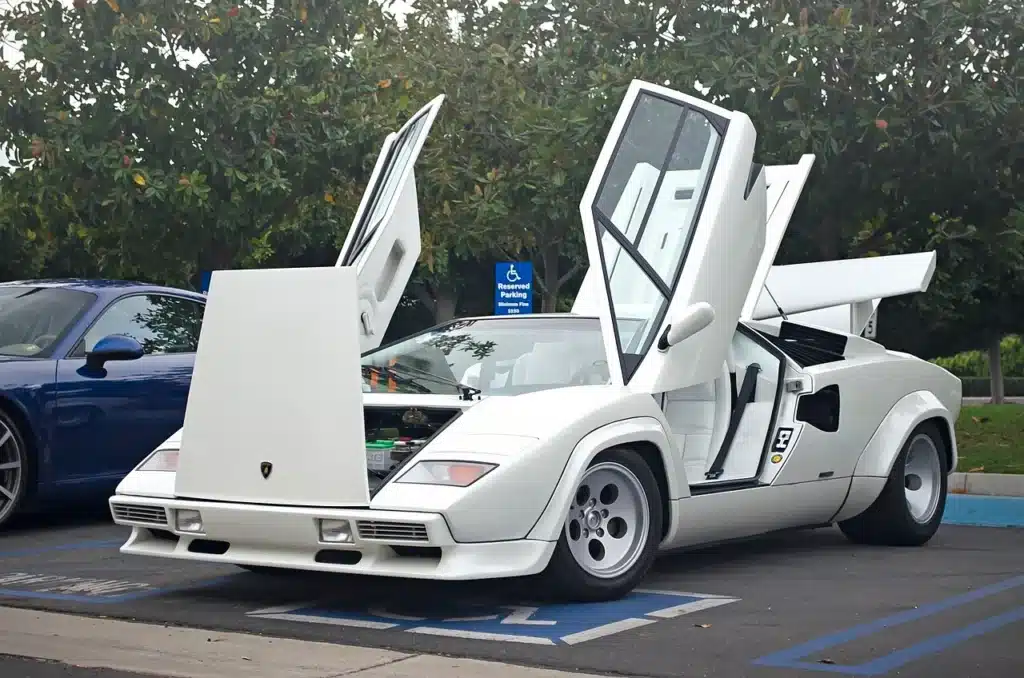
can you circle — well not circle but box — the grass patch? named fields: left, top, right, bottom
left=955, top=404, right=1024, bottom=474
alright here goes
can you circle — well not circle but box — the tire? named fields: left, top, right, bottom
left=0, top=408, right=31, bottom=530
left=537, top=447, right=663, bottom=602
left=839, top=421, right=948, bottom=546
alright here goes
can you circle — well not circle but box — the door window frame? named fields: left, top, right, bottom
left=66, top=292, right=207, bottom=359
left=589, top=89, right=730, bottom=383
left=690, top=322, right=790, bottom=494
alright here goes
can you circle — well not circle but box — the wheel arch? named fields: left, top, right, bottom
left=527, top=416, right=681, bottom=543
left=852, top=390, right=958, bottom=481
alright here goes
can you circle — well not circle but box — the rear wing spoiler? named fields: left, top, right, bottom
left=748, top=251, right=937, bottom=327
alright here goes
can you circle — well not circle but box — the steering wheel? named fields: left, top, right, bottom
left=31, top=334, right=58, bottom=349
left=570, top=360, right=611, bottom=386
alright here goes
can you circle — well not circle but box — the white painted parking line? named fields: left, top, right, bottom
left=247, top=588, right=741, bottom=645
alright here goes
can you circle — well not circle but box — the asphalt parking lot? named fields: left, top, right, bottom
left=1, top=505, right=1021, bottom=678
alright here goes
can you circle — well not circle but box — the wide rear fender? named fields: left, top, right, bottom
left=853, top=390, right=959, bottom=479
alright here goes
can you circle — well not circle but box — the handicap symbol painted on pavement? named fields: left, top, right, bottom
left=247, top=589, right=740, bottom=645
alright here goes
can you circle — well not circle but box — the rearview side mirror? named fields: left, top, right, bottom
left=86, top=334, right=145, bottom=369
left=657, top=302, right=715, bottom=350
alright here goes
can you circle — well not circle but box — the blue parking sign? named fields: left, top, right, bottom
left=494, top=262, right=533, bottom=315
left=199, top=271, right=212, bottom=295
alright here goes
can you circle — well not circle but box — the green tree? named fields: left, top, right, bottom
left=0, top=0, right=385, bottom=287
left=649, top=0, right=1023, bottom=381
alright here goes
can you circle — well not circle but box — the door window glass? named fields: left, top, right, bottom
left=74, top=295, right=205, bottom=357
left=591, top=92, right=723, bottom=382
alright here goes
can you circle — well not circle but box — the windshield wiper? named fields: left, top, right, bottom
left=375, top=361, right=482, bottom=401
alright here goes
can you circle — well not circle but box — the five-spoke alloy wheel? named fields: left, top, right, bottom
left=0, top=410, right=29, bottom=529
left=540, top=447, right=662, bottom=602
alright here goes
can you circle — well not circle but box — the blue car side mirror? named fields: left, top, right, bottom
left=86, top=334, right=145, bottom=369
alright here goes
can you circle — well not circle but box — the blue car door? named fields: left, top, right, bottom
left=52, top=293, right=205, bottom=483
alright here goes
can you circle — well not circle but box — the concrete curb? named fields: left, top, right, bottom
left=949, top=472, right=1024, bottom=497
left=0, top=606, right=612, bottom=678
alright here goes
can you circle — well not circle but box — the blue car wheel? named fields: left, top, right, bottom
left=0, top=410, right=29, bottom=528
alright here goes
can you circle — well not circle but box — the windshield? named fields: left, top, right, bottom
left=0, top=286, right=95, bottom=357
left=361, top=316, right=644, bottom=396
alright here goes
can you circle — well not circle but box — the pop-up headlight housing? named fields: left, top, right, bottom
left=137, top=448, right=179, bottom=472
left=396, top=461, right=496, bottom=487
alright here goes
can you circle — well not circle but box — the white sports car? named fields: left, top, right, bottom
left=109, top=81, right=961, bottom=602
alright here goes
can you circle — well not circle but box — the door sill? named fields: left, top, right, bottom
left=689, top=478, right=763, bottom=495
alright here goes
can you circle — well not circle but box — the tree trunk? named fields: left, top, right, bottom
left=435, top=290, right=457, bottom=323
left=988, top=335, right=1005, bottom=404
left=541, top=247, right=560, bottom=313
left=412, top=280, right=459, bottom=324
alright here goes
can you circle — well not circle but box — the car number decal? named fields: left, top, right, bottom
left=772, top=427, right=794, bottom=454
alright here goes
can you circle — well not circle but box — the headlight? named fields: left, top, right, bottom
left=175, top=509, right=204, bottom=533
left=396, top=461, right=496, bottom=487
left=137, top=448, right=179, bottom=472
left=318, top=519, right=354, bottom=543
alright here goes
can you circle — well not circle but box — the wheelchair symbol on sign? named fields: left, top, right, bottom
left=505, top=265, right=522, bottom=283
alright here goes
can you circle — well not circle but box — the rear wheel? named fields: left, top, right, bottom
left=0, top=409, right=30, bottom=529
left=539, top=447, right=663, bottom=602
left=839, top=421, right=948, bottom=546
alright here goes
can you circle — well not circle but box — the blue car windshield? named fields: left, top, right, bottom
left=360, top=316, right=644, bottom=396
left=0, top=286, right=94, bottom=357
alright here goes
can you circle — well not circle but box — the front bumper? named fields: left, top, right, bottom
left=108, top=495, right=555, bottom=580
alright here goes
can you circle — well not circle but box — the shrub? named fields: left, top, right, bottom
left=932, top=335, right=1024, bottom=378
left=960, top=377, right=1024, bottom=398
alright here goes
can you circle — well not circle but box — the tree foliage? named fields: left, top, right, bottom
left=1, top=0, right=387, bottom=286
left=1, top=0, right=1022, bottom=357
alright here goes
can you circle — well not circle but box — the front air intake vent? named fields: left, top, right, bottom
left=356, top=520, right=429, bottom=542
left=112, top=504, right=169, bottom=526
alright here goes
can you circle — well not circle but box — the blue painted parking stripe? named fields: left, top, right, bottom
left=0, top=539, right=123, bottom=559
left=249, top=589, right=740, bottom=645
left=943, top=494, right=1024, bottom=528
left=753, top=575, right=1024, bottom=672
left=851, top=605, right=1024, bottom=675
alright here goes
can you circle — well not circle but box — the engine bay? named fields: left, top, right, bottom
left=364, top=406, right=463, bottom=480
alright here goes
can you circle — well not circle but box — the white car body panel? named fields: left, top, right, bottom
left=581, top=80, right=766, bottom=393
left=109, top=81, right=962, bottom=588
left=336, top=94, right=444, bottom=353
left=751, top=251, right=937, bottom=321
left=173, top=266, right=370, bottom=507
left=741, top=155, right=816, bottom=319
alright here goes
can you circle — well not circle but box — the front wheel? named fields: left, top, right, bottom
left=839, top=421, right=948, bottom=546
left=0, top=410, right=30, bottom=530
left=538, top=447, right=663, bottom=602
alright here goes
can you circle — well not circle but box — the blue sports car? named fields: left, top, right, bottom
left=0, top=279, right=206, bottom=528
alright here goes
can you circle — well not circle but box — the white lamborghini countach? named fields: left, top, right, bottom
left=109, top=81, right=962, bottom=602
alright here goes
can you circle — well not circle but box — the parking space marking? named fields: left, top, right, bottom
left=752, top=574, right=1024, bottom=675
left=851, top=606, right=1024, bottom=676
left=248, top=588, right=740, bottom=645
left=0, top=539, right=123, bottom=559
left=0, top=571, right=237, bottom=604
left=0, top=539, right=236, bottom=604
